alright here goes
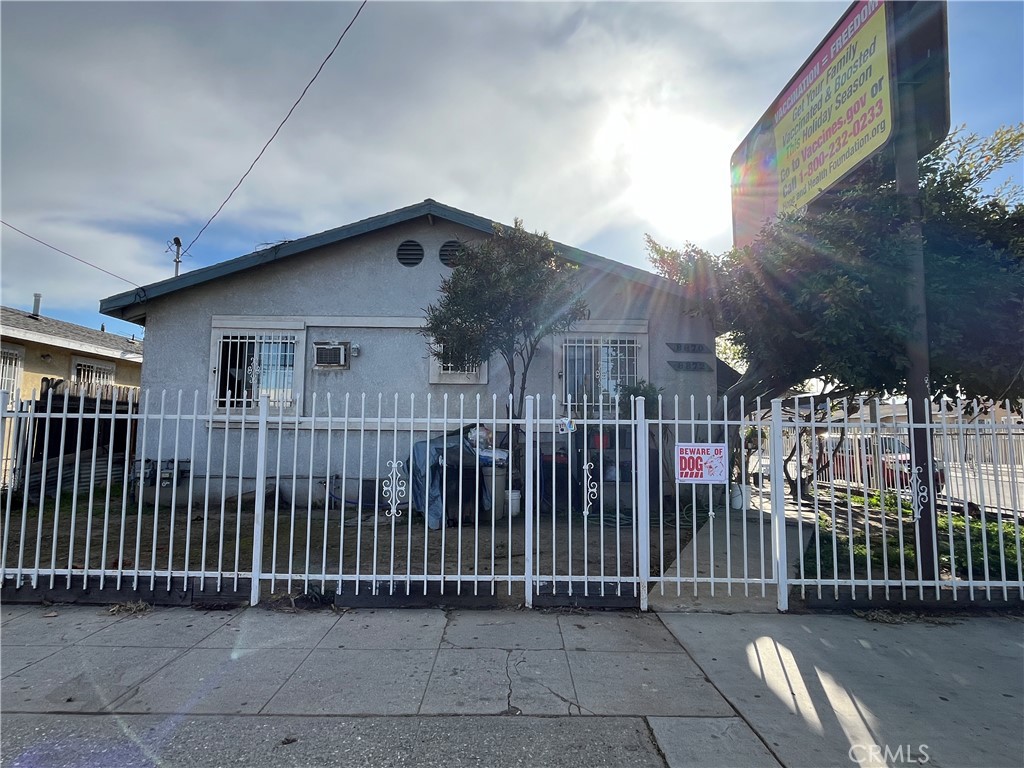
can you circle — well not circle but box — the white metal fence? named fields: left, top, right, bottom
left=778, top=396, right=1023, bottom=604
left=2, top=389, right=1021, bottom=609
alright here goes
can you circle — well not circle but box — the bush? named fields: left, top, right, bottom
left=617, top=380, right=662, bottom=419
left=803, top=509, right=1020, bottom=580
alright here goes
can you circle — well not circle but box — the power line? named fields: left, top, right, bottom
left=1, top=220, right=140, bottom=287
left=182, top=0, right=369, bottom=258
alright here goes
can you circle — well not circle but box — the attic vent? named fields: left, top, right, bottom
left=396, top=240, right=424, bottom=267
left=314, top=342, right=349, bottom=369
left=439, top=240, right=461, bottom=267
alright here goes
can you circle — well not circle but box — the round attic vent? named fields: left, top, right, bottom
left=396, top=240, right=424, bottom=267
left=439, top=240, right=461, bottom=267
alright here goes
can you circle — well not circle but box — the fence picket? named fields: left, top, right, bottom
left=250, top=395, right=269, bottom=606
left=1, top=388, right=1021, bottom=609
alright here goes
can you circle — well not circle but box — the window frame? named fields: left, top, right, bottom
left=71, top=355, right=116, bottom=388
left=427, top=342, right=488, bottom=385
left=1, top=343, right=24, bottom=397
left=558, top=333, right=648, bottom=416
left=209, top=318, right=306, bottom=412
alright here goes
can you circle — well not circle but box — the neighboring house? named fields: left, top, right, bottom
left=1, top=298, right=143, bottom=402
left=1, top=299, right=143, bottom=491
left=100, top=199, right=718, bottom=417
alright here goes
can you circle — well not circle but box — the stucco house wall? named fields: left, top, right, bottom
left=137, top=219, right=493, bottom=410
left=101, top=200, right=716, bottom=502
left=131, top=213, right=715, bottom=418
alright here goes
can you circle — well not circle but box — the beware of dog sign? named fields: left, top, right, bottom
left=675, top=443, right=728, bottom=484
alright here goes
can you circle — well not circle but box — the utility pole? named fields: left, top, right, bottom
left=173, top=236, right=182, bottom=277
left=894, top=10, right=936, bottom=580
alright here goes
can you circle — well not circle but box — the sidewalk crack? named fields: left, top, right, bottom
left=507, top=649, right=593, bottom=716
left=502, top=650, right=521, bottom=715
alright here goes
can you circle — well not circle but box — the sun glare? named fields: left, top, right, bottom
left=594, top=104, right=735, bottom=244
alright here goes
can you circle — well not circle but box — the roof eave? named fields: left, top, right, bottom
left=2, top=325, right=143, bottom=362
left=99, top=199, right=696, bottom=316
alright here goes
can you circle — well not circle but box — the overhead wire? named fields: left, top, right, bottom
left=181, top=0, right=369, bottom=258
left=1, top=219, right=140, bottom=288
left=1, top=3, right=368, bottom=290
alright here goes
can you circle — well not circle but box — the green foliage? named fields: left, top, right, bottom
left=804, top=508, right=1021, bottom=580
left=421, top=219, right=588, bottom=418
left=715, top=331, right=747, bottom=373
left=648, top=124, right=1024, bottom=412
left=643, top=236, right=721, bottom=319
left=922, top=123, right=1024, bottom=207
left=845, top=491, right=911, bottom=514
left=940, top=513, right=1022, bottom=580
left=616, top=379, right=663, bottom=419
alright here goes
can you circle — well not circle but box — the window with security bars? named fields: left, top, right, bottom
left=438, top=344, right=480, bottom=375
left=1, top=348, right=23, bottom=395
left=215, top=333, right=297, bottom=408
left=428, top=342, right=487, bottom=384
left=562, top=337, right=639, bottom=414
left=72, top=359, right=115, bottom=388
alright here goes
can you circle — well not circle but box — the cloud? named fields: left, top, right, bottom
left=2, top=1, right=1017, bottom=333
left=0, top=216, right=169, bottom=312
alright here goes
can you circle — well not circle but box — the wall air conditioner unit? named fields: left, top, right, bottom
left=313, top=342, right=349, bottom=369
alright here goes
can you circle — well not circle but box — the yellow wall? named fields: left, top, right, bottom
left=2, top=337, right=141, bottom=397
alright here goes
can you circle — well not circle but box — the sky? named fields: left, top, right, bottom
left=2, top=0, right=1022, bottom=340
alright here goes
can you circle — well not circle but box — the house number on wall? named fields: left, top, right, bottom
left=667, top=361, right=713, bottom=372
left=666, top=343, right=709, bottom=354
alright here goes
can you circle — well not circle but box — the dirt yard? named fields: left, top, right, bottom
left=2, top=487, right=704, bottom=603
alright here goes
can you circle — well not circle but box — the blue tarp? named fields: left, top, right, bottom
left=408, top=433, right=507, bottom=530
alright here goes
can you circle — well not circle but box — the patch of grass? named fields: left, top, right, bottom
left=843, top=491, right=912, bottom=514
left=804, top=510, right=1022, bottom=580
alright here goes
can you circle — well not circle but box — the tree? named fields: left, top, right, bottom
left=421, top=219, right=588, bottom=419
left=648, top=123, right=1024, bottom=418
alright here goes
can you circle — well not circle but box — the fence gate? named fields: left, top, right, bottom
left=527, top=396, right=651, bottom=608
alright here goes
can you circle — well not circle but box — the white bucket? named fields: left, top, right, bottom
left=490, top=468, right=508, bottom=518
left=730, top=484, right=751, bottom=510
left=506, top=490, right=522, bottom=517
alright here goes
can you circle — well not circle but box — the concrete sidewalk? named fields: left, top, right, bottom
left=648, top=492, right=815, bottom=613
left=2, top=602, right=1022, bottom=767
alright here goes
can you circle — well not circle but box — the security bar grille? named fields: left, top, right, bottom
left=0, top=349, right=22, bottom=395
left=562, top=337, right=639, bottom=414
left=216, top=333, right=297, bottom=408
left=72, top=361, right=115, bottom=388
left=436, top=343, right=480, bottom=375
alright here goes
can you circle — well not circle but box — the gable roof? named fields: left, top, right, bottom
left=99, top=199, right=693, bottom=325
left=1, top=305, right=143, bottom=362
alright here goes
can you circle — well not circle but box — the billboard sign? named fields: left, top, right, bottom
left=731, top=0, right=895, bottom=248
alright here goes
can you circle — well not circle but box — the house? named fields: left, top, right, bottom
left=97, top=200, right=720, bottom=508
left=1, top=297, right=143, bottom=402
left=1, top=298, right=143, bottom=492
left=99, top=200, right=718, bottom=417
